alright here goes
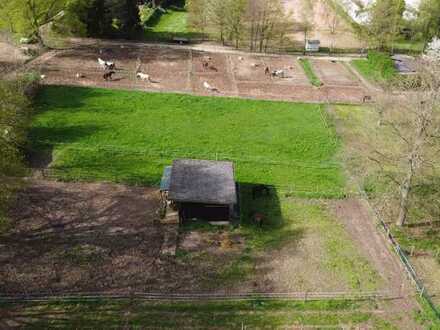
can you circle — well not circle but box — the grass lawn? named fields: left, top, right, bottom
left=32, top=86, right=345, bottom=197
left=142, top=7, right=203, bottom=41
left=0, top=299, right=396, bottom=328
left=299, top=58, right=322, bottom=87
left=351, top=52, right=397, bottom=85
left=393, top=40, right=424, bottom=54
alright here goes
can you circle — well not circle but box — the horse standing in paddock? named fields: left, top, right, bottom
left=103, top=71, right=115, bottom=81
left=136, top=72, right=151, bottom=82
left=203, top=81, right=219, bottom=93
left=98, top=58, right=116, bottom=70
left=253, top=212, right=265, bottom=228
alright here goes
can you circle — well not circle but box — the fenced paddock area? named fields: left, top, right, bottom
left=29, top=43, right=368, bottom=104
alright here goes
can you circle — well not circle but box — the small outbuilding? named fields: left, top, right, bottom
left=161, top=159, right=238, bottom=223
left=305, top=39, right=320, bottom=52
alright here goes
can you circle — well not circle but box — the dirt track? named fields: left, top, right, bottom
left=29, top=43, right=369, bottom=104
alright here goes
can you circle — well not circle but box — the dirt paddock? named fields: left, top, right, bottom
left=0, top=180, right=413, bottom=297
left=30, top=43, right=368, bottom=103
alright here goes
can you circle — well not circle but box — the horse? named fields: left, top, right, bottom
left=103, top=71, right=115, bottom=81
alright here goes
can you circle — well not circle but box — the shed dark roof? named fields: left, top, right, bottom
left=168, top=159, right=237, bottom=205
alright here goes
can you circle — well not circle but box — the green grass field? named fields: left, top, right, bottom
left=142, top=7, right=203, bottom=41
left=32, top=86, right=345, bottom=197
left=351, top=52, right=397, bottom=85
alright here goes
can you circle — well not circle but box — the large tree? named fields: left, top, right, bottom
left=416, top=0, right=440, bottom=47
left=371, top=61, right=440, bottom=226
left=366, top=0, right=406, bottom=50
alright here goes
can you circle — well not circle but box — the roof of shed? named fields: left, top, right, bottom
left=168, top=159, right=237, bottom=205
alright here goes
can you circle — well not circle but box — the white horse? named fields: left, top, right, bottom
left=98, top=58, right=115, bottom=70
left=203, top=81, right=219, bottom=92
left=136, top=72, right=151, bottom=82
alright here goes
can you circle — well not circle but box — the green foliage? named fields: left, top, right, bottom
left=0, top=77, right=34, bottom=228
left=416, top=0, right=440, bottom=44
left=366, top=0, right=406, bottom=49
left=299, top=58, right=322, bottom=87
left=139, top=4, right=157, bottom=26
left=351, top=51, right=397, bottom=84
left=31, top=86, right=345, bottom=197
left=0, top=0, right=68, bottom=42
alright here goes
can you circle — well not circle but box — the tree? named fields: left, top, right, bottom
left=366, top=0, right=406, bottom=50
left=0, top=0, right=68, bottom=45
left=370, top=61, right=440, bottom=226
left=186, top=0, right=208, bottom=35
left=224, top=0, right=247, bottom=48
left=247, top=0, right=292, bottom=52
left=324, top=4, right=340, bottom=53
left=298, top=0, right=314, bottom=53
left=205, top=0, right=228, bottom=44
left=416, top=0, right=440, bottom=48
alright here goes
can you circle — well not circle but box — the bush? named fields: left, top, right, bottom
left=0, top=75, right=35, bottom=229
left=367, top=51, right=397, bottom=81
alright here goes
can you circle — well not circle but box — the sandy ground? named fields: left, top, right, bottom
left=28, top=43, right=369, bottom=104
left=0, top=42, right=32, bottom=72
left=283, top=0, right=364, bottom=49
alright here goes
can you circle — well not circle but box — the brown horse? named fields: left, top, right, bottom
left=103, top=71, right=115, bottom=81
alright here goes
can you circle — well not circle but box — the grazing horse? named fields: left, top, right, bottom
left=253, top=212, right=265, bottom=228
left=103, top=71, right=115, bottom=81
left=363, top=95, right=372, bottom=103
left=252, top=185, right=270, bottom=199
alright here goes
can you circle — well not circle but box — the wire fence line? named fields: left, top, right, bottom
left=0, top=290, right=401, bottom=303
left=350, top=174, right=440, bottom=319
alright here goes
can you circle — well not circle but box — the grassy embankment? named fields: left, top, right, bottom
left=299, top=58, right=322, bottom=87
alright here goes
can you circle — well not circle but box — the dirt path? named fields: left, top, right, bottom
left=330, top=198, right=421, bottom=329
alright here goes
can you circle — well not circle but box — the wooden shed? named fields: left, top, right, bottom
left=162, top=159, right=238, bottom=223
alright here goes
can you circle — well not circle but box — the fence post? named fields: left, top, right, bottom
left=420, top=286, right=425, bottom=298
left=304, top=291, right=308, bottom=302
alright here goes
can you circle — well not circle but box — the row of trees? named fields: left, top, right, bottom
left=187, top=0, right=316, bottom=52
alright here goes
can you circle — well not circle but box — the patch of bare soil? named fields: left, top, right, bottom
left=0, top=180, right=249, bottom=295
